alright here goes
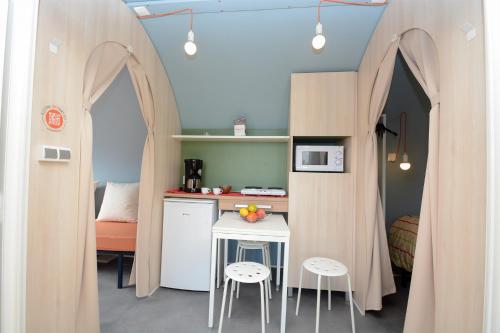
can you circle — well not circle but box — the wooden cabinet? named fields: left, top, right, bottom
left=287, top=71, right=357, bottom=291
left=287, top=172, right=354, bottom=291
left=290, top=72, right=356, bottom=137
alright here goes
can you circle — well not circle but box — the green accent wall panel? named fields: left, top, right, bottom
left=180, top=129, right=288, bottom=190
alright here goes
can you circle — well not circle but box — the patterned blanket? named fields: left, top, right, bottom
left=388, top=215, right=419, bottom=272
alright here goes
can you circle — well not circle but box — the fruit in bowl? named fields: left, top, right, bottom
left=240, top=205, right=266, bottom=223
left=239, top=207, right=249, bottom=217
left=256, top=208, right=266, bottom=219
left=248, top=204, right=257, bottom=213
left=246, top=212, right=258, bottom=223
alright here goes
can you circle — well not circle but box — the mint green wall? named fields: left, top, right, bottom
left=180, top=129, right=288, bottom=190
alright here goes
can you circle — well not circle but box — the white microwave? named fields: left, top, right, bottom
left=295, top=145, right=344, bottom=172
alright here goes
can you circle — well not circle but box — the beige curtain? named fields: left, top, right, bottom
left=400, top=29, right=440, bottom=333
left=363, top=40, right=399, bottom=310
left=77, top=42, right=129, bottom=332
left=77, top=42, right=160, bottom=331
left=126, top=59, right=157, bottom=298
left=364, top=28, right=440, bottom=328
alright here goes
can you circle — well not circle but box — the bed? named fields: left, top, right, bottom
left=388, top=215, right=419, bottom=273
left=95, top=182, right=138, bottom=289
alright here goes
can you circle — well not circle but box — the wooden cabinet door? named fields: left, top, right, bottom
left=287, top=172, right=354, bottom=291
left=290, top=72, right=356, bottom=137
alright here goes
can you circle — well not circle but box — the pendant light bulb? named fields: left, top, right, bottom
left=400, top=152, right=411, bottom=171
left=312, top=22, right=326, bottom=50
left=184, top=30, right=197, bottom=56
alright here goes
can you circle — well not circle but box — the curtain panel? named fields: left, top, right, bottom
left=77, top=41, right=160, bottom=332
left=399, top=29, right=440, bottom=333
left=363, top=39, right=399, bottom=311
left=363, top=28, right=440, bottom=332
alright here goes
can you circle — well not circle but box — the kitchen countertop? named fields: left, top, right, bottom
left=164, top=189, right=288, bottom=201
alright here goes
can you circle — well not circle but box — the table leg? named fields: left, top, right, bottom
left=276, top=242, right=281, bottom=291
left=224, top=239, right=228, bottom=281
left=280, top=241, right=289, bottom=333
left=208, top=236, right=218, bottom=327
left=217, top=239, right=221, bottom=288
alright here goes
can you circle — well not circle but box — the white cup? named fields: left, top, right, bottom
left=201, top=187, right=211, bottom=195
left=213, top=187, right=223, bottom=195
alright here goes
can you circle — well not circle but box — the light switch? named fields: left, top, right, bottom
left=39, top=145, right=71, bottom=163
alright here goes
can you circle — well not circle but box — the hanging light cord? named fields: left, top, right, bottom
left=317, top=0, right=387, bottom=23
left=137, top=8, right=193, bottom=30
left=395, top=112, right=408, bottom=157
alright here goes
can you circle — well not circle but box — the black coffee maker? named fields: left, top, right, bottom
left=183, top=159, right=203, bottom=193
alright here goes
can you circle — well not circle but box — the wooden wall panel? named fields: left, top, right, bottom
left=288, top=172, right=354, bottom=291
left=354, top=0, right=485, bottom=331
left=27, top=0, right=181, bottom=331
left=290, top=72, right=356, bottom=137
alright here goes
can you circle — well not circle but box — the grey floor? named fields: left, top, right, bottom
left=98, top=258, right=408, bottom=333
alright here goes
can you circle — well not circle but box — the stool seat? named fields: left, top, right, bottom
left=235, top=240, right=273, bottom=300
left=296, top=257, right=355, bottom=333
left=238, top=240, right=269, bottom=249
left=303, top=257, right=348, bottom=277
left=226, top=262, right=270, bottom=284
left=219, top=262, right=271, bottom=333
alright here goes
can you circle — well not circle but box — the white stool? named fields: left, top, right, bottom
left=219, top=262, right=270, bottom=333
left=235, top=240, right=272, bottom=300
left=295, top=257, right=355, bottom=333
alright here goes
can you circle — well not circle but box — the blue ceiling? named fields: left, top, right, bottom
left=124, top=0, right=385, bottom=129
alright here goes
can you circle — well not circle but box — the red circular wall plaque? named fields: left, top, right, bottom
left=42, top=106, right=65, bottom=131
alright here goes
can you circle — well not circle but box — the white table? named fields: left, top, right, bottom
left=209, top=212, right=290, bottom=333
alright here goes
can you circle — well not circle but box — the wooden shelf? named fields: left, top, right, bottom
left=171, top=135, right=290, bottom=142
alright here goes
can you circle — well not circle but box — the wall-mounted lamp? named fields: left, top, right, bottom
left=136, top=7, right=197, bottom=57
left=313, top=0, right=387, bottom=52
left=400, top=152, right=411, bottom=171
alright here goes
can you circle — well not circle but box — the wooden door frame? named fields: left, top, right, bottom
left=1, top=1, right=39, bottom=332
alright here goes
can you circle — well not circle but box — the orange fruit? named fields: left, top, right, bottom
left=246, top=212, right=258, bottom=223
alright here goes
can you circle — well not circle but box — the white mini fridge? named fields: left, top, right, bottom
left=161, top=198, right=218, bottom=291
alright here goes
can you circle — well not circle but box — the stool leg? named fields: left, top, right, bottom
left=328, top=277, right=331, bottom=311
left=295, top=265, right=304, bottom=316
left=316, top=275, right=321, bottom=333
left=218, top=278, right=230, bottom=333
left=265, top=245, right=272, bottom=281
left=236, top=248, right=244, bottom=299
left=235, top=245, right=241, bottom=264
left=259, top=281, right=266, bottom=333
left=276, top=243, right=281, bottom=291
left=228, top=279, right=236, bottom=318
left=347, top=274, right=356, bottom=333
left=262, top=247, right=272, bottom=300
left=264, top=277, right=270, bottom=324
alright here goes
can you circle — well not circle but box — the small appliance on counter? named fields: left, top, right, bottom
left=240, top=186, right=287, bottom=197
left=183, top=159, right=203, bottom=193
